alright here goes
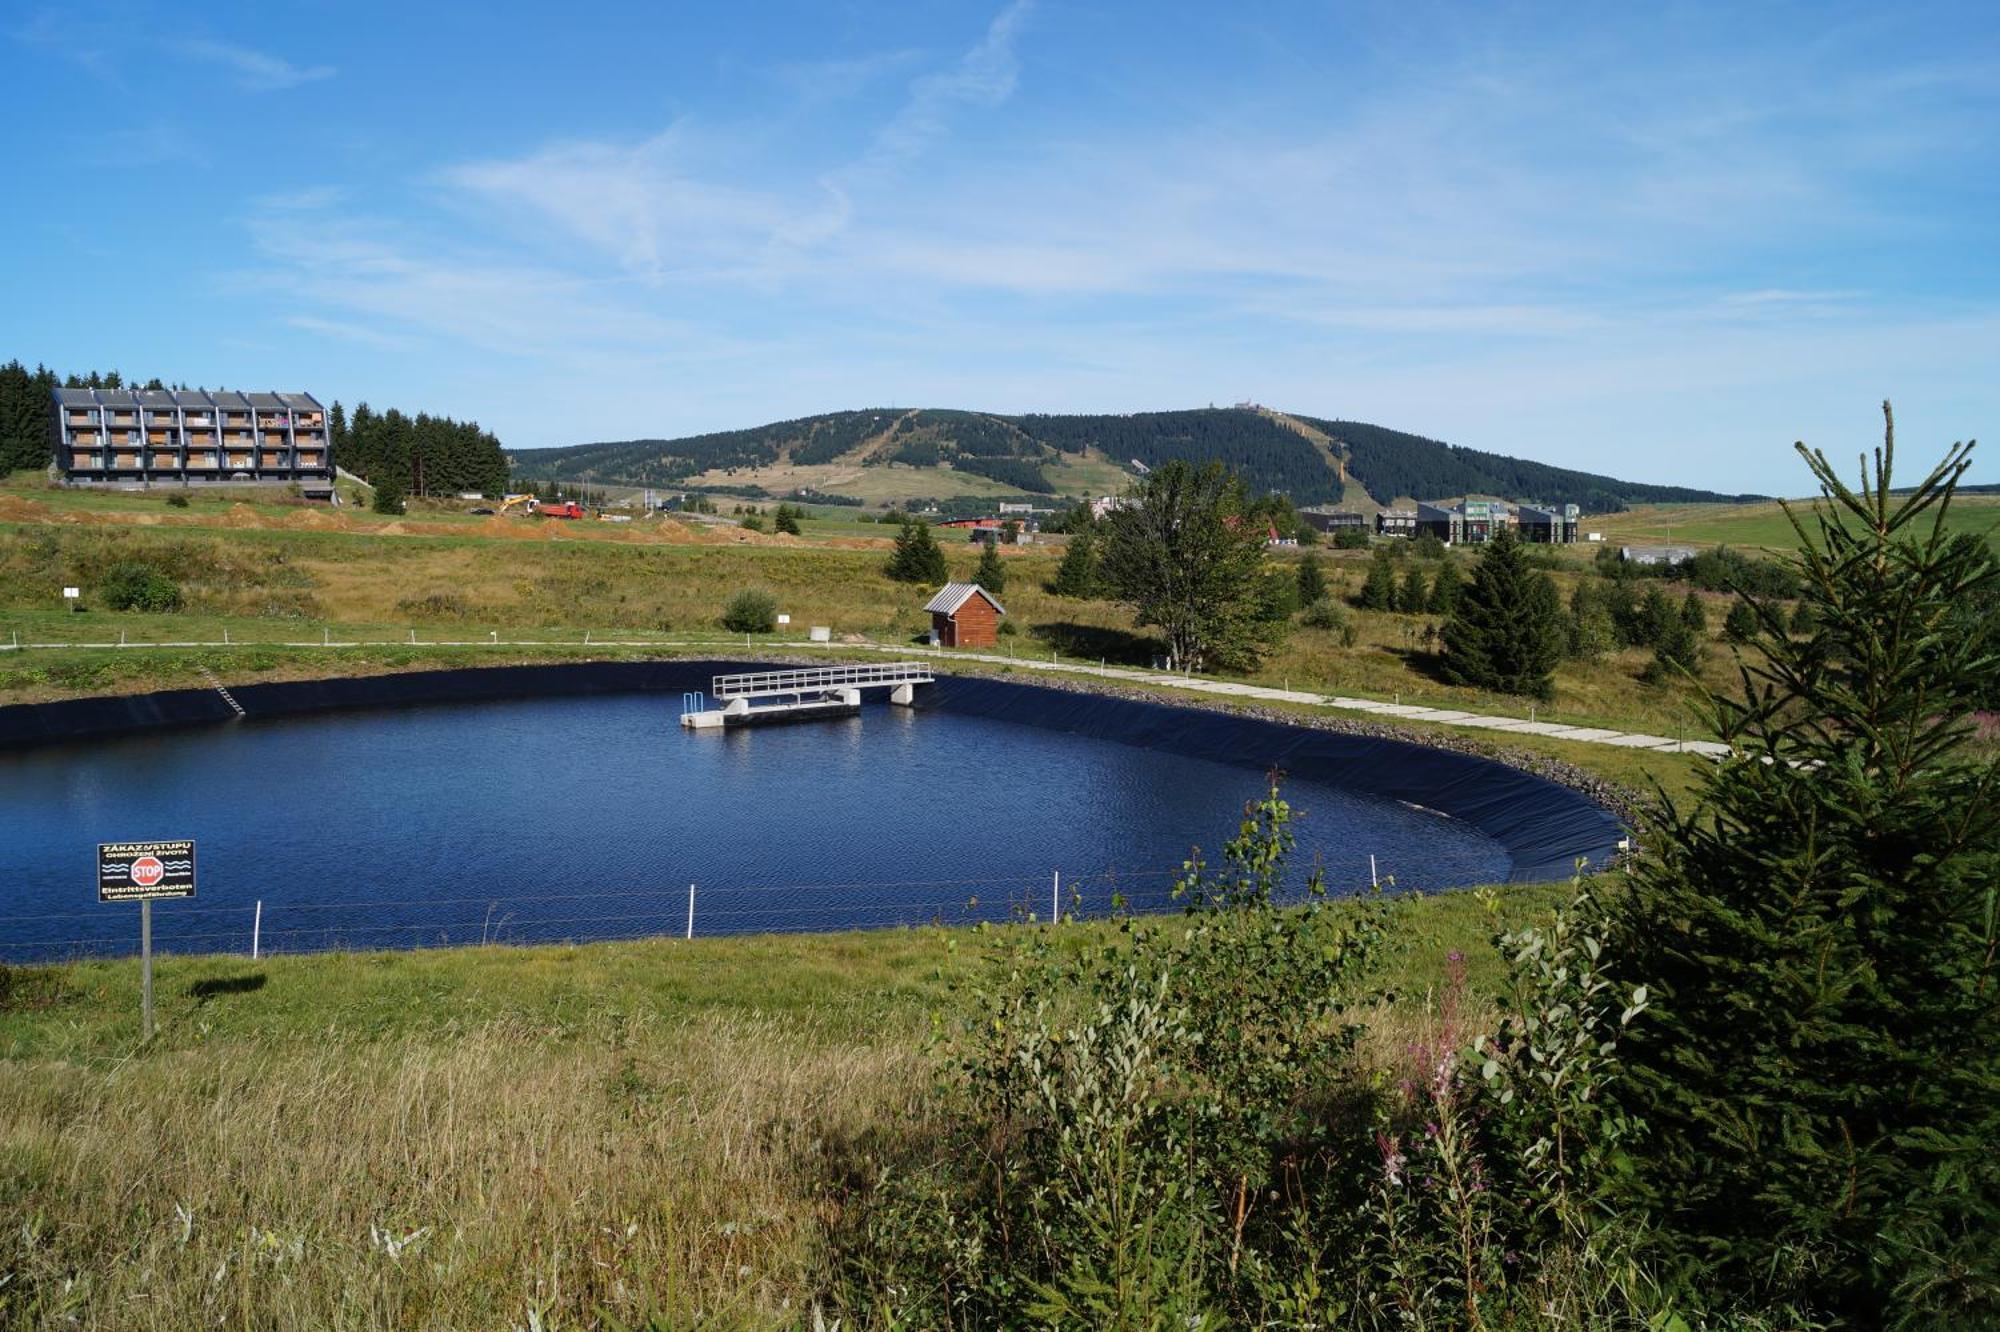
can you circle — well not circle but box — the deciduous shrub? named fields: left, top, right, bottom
left=719, top=588, right=778, bottom=633
left=101, top=561, right=182, bottom=612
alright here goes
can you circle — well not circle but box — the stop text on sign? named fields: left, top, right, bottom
left=98, top=840, right=197, bottom=902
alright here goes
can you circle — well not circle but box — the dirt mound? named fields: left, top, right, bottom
left=282, top=507, right=348, bottom=531
left=0, top=495, right=52, bottom=522
left=220, top=504, right=264, bottom=529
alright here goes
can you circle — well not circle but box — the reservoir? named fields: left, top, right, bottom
left=0, top=670, right=1619, bottom=962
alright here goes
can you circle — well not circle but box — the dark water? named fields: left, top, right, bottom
left=0, top=695, right=1511, bottom=961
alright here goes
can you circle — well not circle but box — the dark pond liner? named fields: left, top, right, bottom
left=0, top=660, right=1624, bottom=884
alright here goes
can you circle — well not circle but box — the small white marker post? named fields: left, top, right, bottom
left=252, top=900, right=262, bottom=960
left=1052, top=870, right=1060, bottom=924
left=1370, top=854, right=1378, bottom=889
left=686, top=883, right=696, bottom=940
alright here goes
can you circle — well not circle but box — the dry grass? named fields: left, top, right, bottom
left=3, top=1013, right=923, bottom=1329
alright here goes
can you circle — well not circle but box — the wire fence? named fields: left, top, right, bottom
left=2, top=860, right=1359, bottom=965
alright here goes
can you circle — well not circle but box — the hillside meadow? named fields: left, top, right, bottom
left=0, top=872, right=1568, bottom=1330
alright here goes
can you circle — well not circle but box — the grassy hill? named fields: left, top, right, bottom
left=510, top=406, right=1764, bottom=513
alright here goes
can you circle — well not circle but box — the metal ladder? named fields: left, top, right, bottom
left=199, top=665, right=247, bottom=718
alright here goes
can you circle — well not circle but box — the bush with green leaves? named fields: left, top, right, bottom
left=1610, top=409, right=2000, bottom=1326
left=1300, top=596, right=1357, bottom=644
left=101, top=561, right=183, bottom=612
left=718, top=587, right=778, bottom=633
left=164, top=492, right=189, bottom=509
left=830, top=780, right=1388, bottom=1326
left=371, top=478, right=406, bottom=515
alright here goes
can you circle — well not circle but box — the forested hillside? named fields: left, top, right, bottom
left=329, top=402, right=509, bottom=497
left=1297, top=416, right=1759, bottom=512
left=516, top=405, right=1759, bottom=510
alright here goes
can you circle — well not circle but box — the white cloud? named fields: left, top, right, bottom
left=177, top=39, right=334, bottom=92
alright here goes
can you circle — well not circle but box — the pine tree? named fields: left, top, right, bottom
left=1427, top=560, right=1463, bottom=616
left=1634, top=586, right=1676, bottom=647
left=1049, top=530, right=1100, bottom=598
left=1397, top=565, right=1429, bottom=613
left=975, top=534, right=1006, bottom=593
left=1723, top=597, right=1758, bottom=643
left=1679, top=591, right=1708, bottom=638
left=1357, top=549, right=1397, bottom=611
left=773, top=503, right=802, bottom=535
left=1295, top=553, right=1327, bottom=606
left=1437, top=526, right=1564, bottom=699
left=1610, top=409, right=2000, bottom=1324
left=372, top=477, right=406, bottom=515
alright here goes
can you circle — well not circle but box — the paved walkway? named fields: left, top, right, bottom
left=0, top=632, right=1731, bottom=758
left=921, top=645, right=1732, bottom=757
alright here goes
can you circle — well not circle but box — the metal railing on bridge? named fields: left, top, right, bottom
left=711, top=661, right=934, bottom=700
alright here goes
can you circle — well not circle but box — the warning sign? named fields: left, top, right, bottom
left=98, top=841, right=197, bottom=902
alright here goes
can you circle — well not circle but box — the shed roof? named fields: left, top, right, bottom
left=923, top=581, right=1006, bottom=617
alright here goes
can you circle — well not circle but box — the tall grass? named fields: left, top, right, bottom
left=3, top=1013, right=920, bottom=1329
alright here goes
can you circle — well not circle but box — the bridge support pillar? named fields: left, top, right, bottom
left=890, top=682, right=916, bottom=706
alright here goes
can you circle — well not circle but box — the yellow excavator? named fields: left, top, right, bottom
left=498, top=493, right=537, bottom=514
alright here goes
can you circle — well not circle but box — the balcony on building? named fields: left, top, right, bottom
left=70, top=452, right=103, bottom=470
left=186, top=453, right=218, bottom=470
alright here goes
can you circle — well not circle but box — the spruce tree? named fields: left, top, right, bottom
left=1635, top=586, right=1676, bottom=647
left=1679, top=590, right=1708, bottom=638
left=1296, top=552, right=1327, bottom=606
left=1722, top=597, right=1758, bottom=643
left=1357, top=549, right=1397, bottom=611
left=1610, top=410, right=2000, bottom=1325
left=1437, top=526, right=1564, bottom=699
left=773, top=504, right=802, bottom=535
left=1427, top=559, right=1462, bottom=615
left=974, top=534, right=1006, bottom=594
left=1397, top=566, right=1429, bottom=613
left=910, top=518, right=949, bottom=585
left=1048, top=530, right=1100, bottom=598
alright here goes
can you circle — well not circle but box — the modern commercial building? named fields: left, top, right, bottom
left=1298, top=509, right=1367, bottom=535
left=1516, top=504, right=1580, bottom=543
left=1395, top=498, right=1580, bottom=545
left=53, top=387, right=332, bottom=491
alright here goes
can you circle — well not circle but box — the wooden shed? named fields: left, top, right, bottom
left=924, top=581, right=1006, bottom=649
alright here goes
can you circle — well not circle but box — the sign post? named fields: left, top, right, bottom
left=98, top=840, right=197, bottom=1040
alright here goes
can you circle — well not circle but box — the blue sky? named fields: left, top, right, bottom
left=4, top=1, right=1995, bottom=493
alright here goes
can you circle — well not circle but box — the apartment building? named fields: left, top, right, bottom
left=54, top=387, right=332, bottom=489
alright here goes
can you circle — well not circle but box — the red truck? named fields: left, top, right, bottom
left=536, top=501, right=585, bottom=519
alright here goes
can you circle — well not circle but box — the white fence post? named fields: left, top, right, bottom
left=1370, top=855, right=1378, bottom=889
left=686, top=883, right=695, bottom=940
left=1052, top=869, right=1060, bottom=923
left=252, top=900, right=262, bottom=959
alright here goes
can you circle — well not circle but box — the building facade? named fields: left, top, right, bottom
left=925, top=582, right=1006, bottom=648
left=53, top=388, right=332, bottom=490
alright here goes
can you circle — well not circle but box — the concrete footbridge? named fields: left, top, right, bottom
left=681, top=661, right=935, bottom=729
